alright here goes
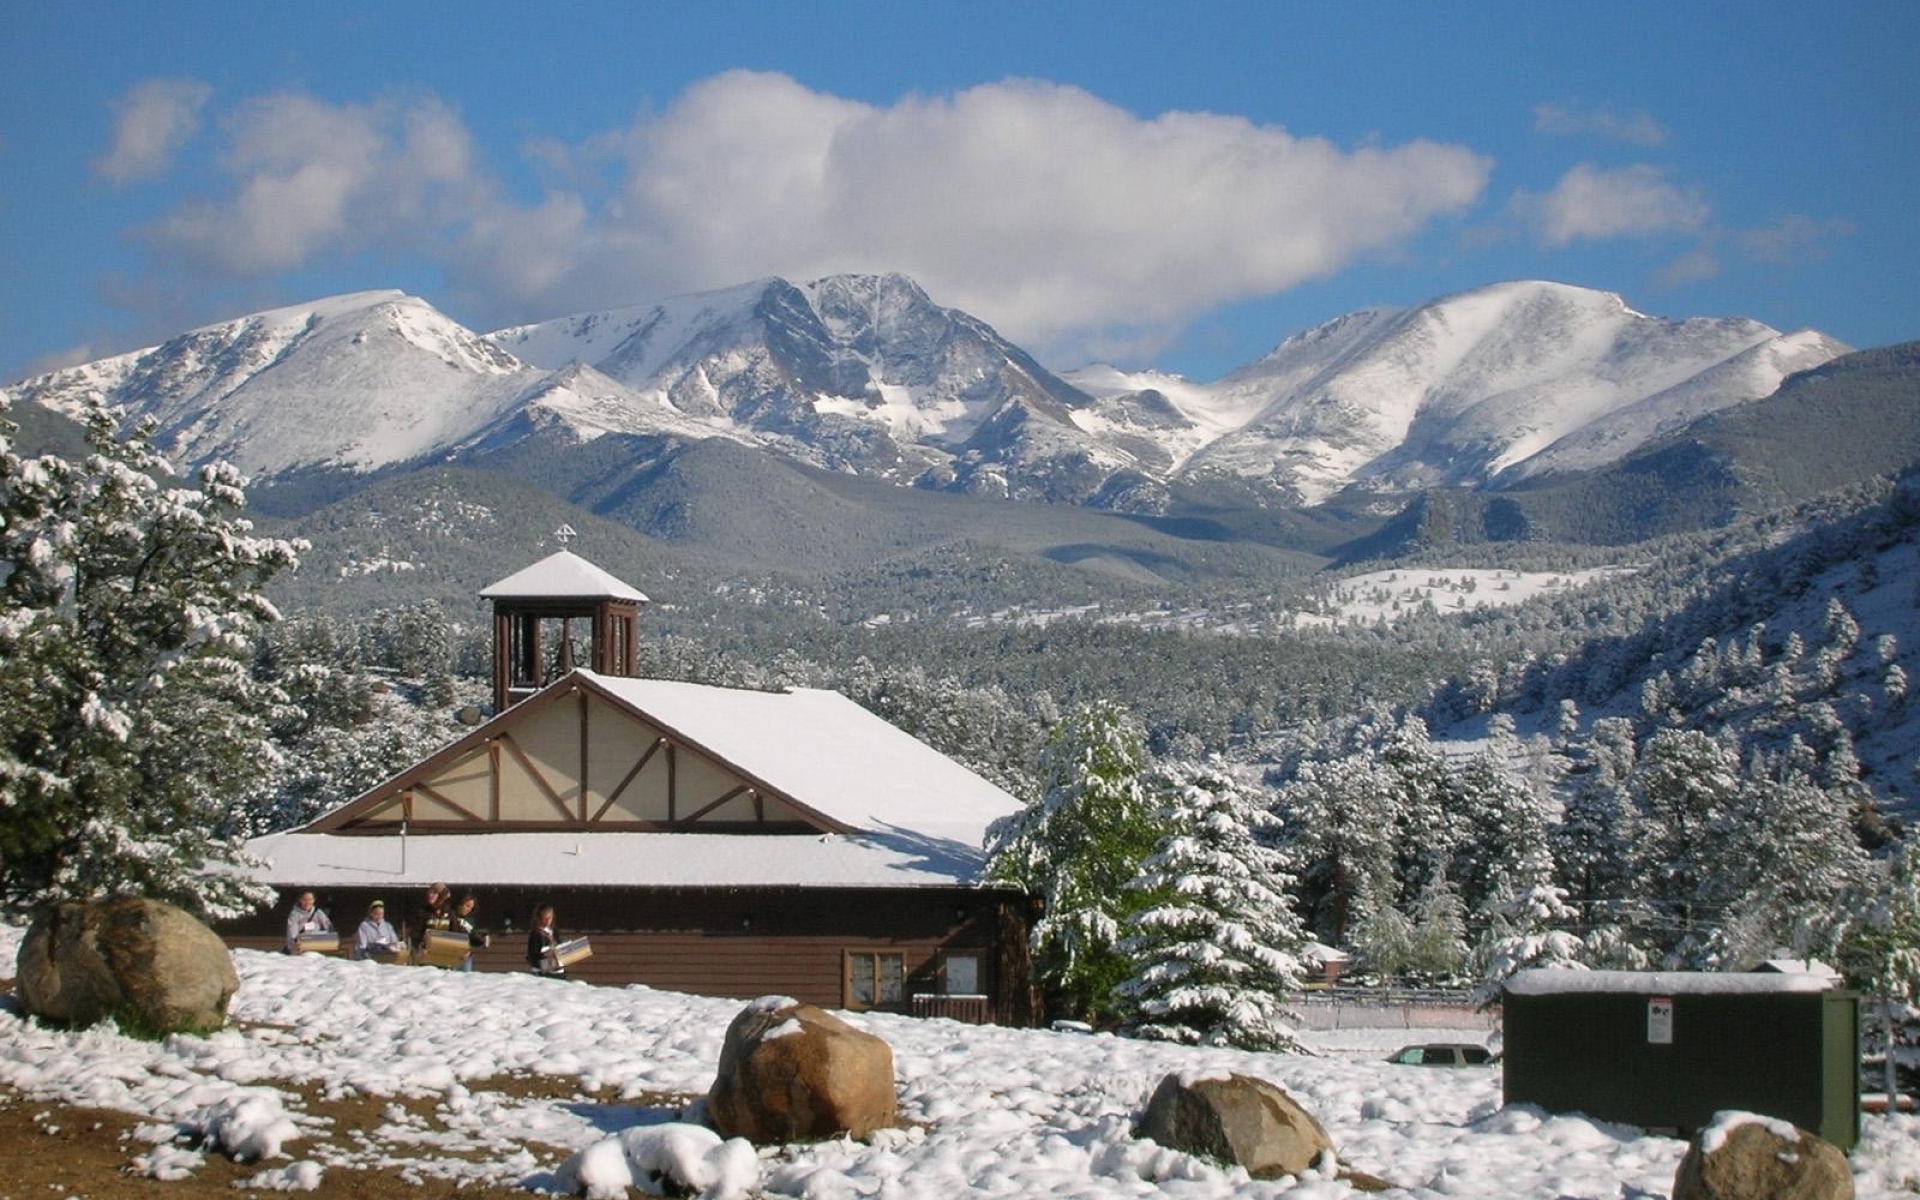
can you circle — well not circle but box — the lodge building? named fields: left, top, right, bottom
left=223, top=550, right=1038, bottom=1025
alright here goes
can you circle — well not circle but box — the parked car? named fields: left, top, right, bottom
left=1387, top=1042, right=1496, bottom=1066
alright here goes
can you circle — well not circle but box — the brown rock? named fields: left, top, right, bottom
left=1136, top=1072, right=1335, bottom=1180
left=16, top=897, right=239, bottom=1034
left=707, top=998, right=897, bottom=1144
left=1673, top=1114, right=1853, bottom=1200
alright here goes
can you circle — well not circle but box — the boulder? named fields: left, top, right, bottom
left=707, top=997, right=896, bottom=1143
left=1136, top=1071, right=1335, bottom=1180
left=16, top=897, right=239, bottom=1034
left=1673, top=1112, right=1852, bottom=1200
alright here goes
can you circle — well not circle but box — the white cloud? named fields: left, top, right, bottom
left=468, top=72, right=1492, bottom=353
left=1532, top=101, right=1667, bottom=147
left=1652, top=247, right=1721, bottom=289
left=1512, top=163, right=1709, bottom=247
left=144, top=92, right=487, bottom=276
left=137, top=73, right=1491, bottom=357
left=1737, top=214, right=1853, bottom=265
left=95, top=78, right=212, bottom=185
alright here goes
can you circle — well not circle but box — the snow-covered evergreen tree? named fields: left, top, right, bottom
left=1450, top=747, right=1552, bottom=917
left=1275, top=754, right=1400, bottom=944
left=0, top=400, right=300, bottom=917
left=1473, top=883, right=1586, bottom=1006
left=1113, top=764, right=1305, bottom=1050
left=1842, top=842, right=1920, bottom=1000
left=1379, top=716, right=1458, bottom=897
left=1714, top=752, right=1868, bottom=967
left=1625, top=729, right=1746, bottom=967
left=1840, top=841, right=1920, bottom=1105
left=986, top=701, right=1162, bottom=1024
left=1553, top=717, right=1637, bottom=931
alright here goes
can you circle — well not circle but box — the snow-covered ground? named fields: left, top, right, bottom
left=1292, top=567, right=1636, bottom=630
left=3, top=927, right=1917, bottom=1197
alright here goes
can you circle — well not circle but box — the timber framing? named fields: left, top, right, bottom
left=308, top=672, right=860, bottom=836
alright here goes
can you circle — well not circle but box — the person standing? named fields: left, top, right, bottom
left=450, top=892, right=485, bottom=972
left=354, top=900, right=400, bottom=961
left=526, top=904, right=563, bottom=977
left=284, top=891, right=334, bottom=953
left=413, top=881, right=452, bottom=963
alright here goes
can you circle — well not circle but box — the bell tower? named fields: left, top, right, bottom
left=479, top=545, right=649, bottom=710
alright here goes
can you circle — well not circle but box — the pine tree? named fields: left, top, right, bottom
left=1275, top=754, right=1400, bottom=944
left=1379, top=716, right=1458, bottom=896
left=1840, top=842, right=1920, bottom=1107
left=1114, top=764, right=1305, bottom=1050
left=986, top=701, right=1162, bottom=1024
left=1472, top=883, right=1585, bottom=1006
left=1553, top=717, right=1637, bottom=932
left=1625, top=729, right=1745, bottom=967
left=0, top=400, right=300, bottom=918
left=1715, top=754, right=1868, bottom=968
left=1450, top=748, right=1551, bottom=917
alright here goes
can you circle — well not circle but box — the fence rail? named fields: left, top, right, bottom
left=1289, top=985, right=1496, bottom=1032
left=911, top=993, right=992, bottom=1024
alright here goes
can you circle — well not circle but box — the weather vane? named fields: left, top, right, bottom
left=553, top=523, right=578, bottom=548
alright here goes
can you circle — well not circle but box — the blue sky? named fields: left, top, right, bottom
left=3, top=1, right=1914, bottom=385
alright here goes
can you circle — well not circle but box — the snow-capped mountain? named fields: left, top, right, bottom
left=489, top=273, right=1123, bottom=500
left=1071, top=281, right=1849, bottom=505
left=7, top=291, right=729, bottom=479
left=3, top=277, right=1851, bottom=518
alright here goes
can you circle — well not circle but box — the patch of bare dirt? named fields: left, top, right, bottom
left=0, top=1075, right=700, bottom=1199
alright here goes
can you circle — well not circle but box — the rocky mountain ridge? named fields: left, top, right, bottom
left=5, top=276, right=1850, bottom=513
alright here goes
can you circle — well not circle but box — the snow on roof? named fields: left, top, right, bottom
left=1506, top=969, right=1836, bottom=997
left=1759, top=958, right=1842, bottom=981
left=479, top=551, right=649, bottom=602
left=583, top=673, right=1024, bottom=845
left=1301, top=941, right=1351, bottom=964
left=245, top=828, right=998, bottom=889
left=247, top=671, right=1028, bottom=890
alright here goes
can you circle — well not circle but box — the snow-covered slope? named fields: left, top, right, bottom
left=3, top=292, right=727, bottom=477
left=10, top=293, right=534, bottom=476
left=3, top=278, right=1851, bottom=515
left=1176, top=281, right=1847, bottom=503
left=491, top=273, right=1125, bottom=500
left=1503, top=326, right=1851, bottom=481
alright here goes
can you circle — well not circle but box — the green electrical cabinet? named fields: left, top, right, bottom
left=1502, top=969, right=1859, bottom=1150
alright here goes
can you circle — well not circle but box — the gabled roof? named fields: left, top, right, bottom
left=479, top=550, right=649, bottom=602
left=249, top=670, right=1028, bottom=889
left=585, top=674, right=1022, bottom=847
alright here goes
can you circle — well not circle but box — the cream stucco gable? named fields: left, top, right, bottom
left=310, top=673, right=846, bottom=835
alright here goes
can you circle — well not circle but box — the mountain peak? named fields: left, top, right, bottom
left=4, top=276, right=1852, bottom=516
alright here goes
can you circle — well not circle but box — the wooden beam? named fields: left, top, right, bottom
left=414, top=782, right=485, bottom=824
left=680, top=785, right=752, bottom=826
left=578, top=690, right=591, bottom=822
left=489, top=741, right=501, bottom=821
left=592, top=737, right=665, bottom=823
left=498, top=732, right=575, bottom=821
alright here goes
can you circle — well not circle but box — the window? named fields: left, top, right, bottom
left=942, top=952, right=982, bottom=996
left=844, top=951, right=905, bottom=1010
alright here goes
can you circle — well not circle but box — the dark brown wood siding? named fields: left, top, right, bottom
left=221, top=883, right=1034, bottom=1025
